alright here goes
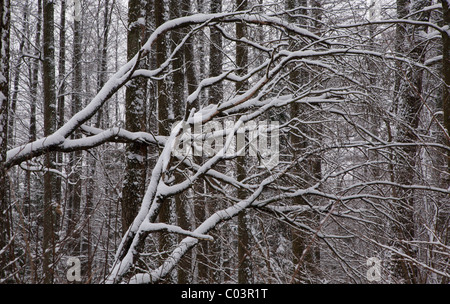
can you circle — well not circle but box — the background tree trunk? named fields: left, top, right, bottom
left=42, top=0, right=58, bottom=284
left=121, top=0, right=148, bottom=234
left=235, top=0, right=253, bottom=284
left=67, top=0, right=83, bottom=257
left=286, top=0, right=321, bottom=284
left=438, top=0, right=450, bottom=284
left=155, top=0, right=173, bottom=281
left=0, top=0, right=11, bottom=282
left=392, top=0, right=430, bottom=284
left=208, top=0, right=224, bottom=283
left=169, top=0, right=192, bottom=284
left=442, top=0, right=450, bottom=172
left=55, top=0, right=66, bottom=228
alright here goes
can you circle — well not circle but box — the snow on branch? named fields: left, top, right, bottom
left=5, top=10, right=323, bottom=171
left=140, top=220, right=213, bottom=241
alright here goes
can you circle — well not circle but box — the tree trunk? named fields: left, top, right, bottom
left=392, top=0, right=430, bottom=284
left=8, top=1, right=28, bottom=149
left=438, top=0, right=450, bottom=284
left=25, top=4, right=41, bottom=264
left=96, top=0, right=112, bottom=129
left=0, top=0, right=11, bottom=282
left=121, top=0, right=148, bottom=234
left=169, top=0, right=192, bottom=284
left=235, top=0, right=253, bottom=284
left=155, top=0, right=173, bottom=277
left=67, top=0, right=83, bottom=261
left=42, top=0, right=57, bottom=284
left=442, top=0, right=450, bottom=172
left=55, top=0, right=66, bottom=227
left=29, top=0, right=41, bottom=145
left=286, top=0, right=321, bottom=284
left=84, top=0, right=113, bottom=282
left=208, top=0, right=224, bottom=283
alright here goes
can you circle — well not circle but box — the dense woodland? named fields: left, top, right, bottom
left=0, top=0, right=449, bottom=284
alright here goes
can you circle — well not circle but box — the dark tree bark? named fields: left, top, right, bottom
left=442, top=0, right=450, bottom=172
left=42, top=0, right=57, bottom=284
left=67, top=0, right=83, bottom=259
left=55, top=0, right=66, bottom=222
left=155, top=0, right=173, bottom=275
left=25, top=2, right=41, bottom=256
left=392, top=0, right=431, bottom=284
left=58, top=0, right=66, bottom=132
left=235, top=0, right=253, bottom=284
left=96, top=0, right=112, bottom=128
left=183, top=0, right=197, bottom=101
left=286, top=0, right=321, bottom=284
left=8, top=1, right=29, bottom=148
left=207, top=0, right=224, bottom=284
left=209, top=0, right=223, bottom=106
left=438, top=0, right=450, bottom=284
left=29, top=0, right=41, bottom=145
left=169, top=0, right=192, bottom=284
left=121, top=0, right=148, bottom=233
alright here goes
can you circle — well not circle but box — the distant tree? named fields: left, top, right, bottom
left=0, top=0, right=11, bottom=282
left=442, top=0, right=450, bottom=172
left=67, top=0, right=83, bottom=258
left=392, top=0, right=430, bottom=284
left=235, top=0, right=253, bottom=284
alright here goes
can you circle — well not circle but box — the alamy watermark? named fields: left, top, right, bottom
left=172, top=115, right=280, bottom=169
left=66, top=257, right=81, bottom=282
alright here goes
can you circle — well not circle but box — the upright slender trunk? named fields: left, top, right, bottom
left=235, top=0, right=253, bottom=284
left=442, top=0, right=450, bottom=172
left=184, top=0, right=197, bottom=102
left=96, top=0, right=112, bottom=129
left=121, top=0, right=148, bottom=235
left=55, top=1, right=66, bottom=225
left=67, top=1, right=83, bottom=261
left=169, top=0, right=192, bottom=283
left=286, top=0, right=321, bottom=284
left=8, top=2, right=28, bottom=148
left=438, top=0, right=450, bottom=284
left=58, top=0, right=66, bottom=132
left=208, top=0, right=224, bottom=283
left=392, top=0, right=430, bottom=284
left=29, top=0, right=41, bottom=145
left=120, top=0, right=148, bottom=233
left=155, top=0, right=173, bottom=277
left=0, top=0, right=11, bottom=282
left=42, top=0, right=57, bottom=284
left=85, top=0, right=113, bottom=282
left=24, top=6, right=41, bottom=269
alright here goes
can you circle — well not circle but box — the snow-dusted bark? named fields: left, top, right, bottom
left=169, top=0, right=193, bottom=284
left=66, top=0, right=83, bottom=259
left=391, top=0, right=431, bottom=284
left=42, top=0, right=57, bottom=284
left=121, top=0, right=149, bottom=234
left=0, top=0, right=10, bottom=281
left=235, top=0, right=253, bottom=284
left=286, top=0, right=322, bottom=284
left=442, top=0, right=450, bottom=171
